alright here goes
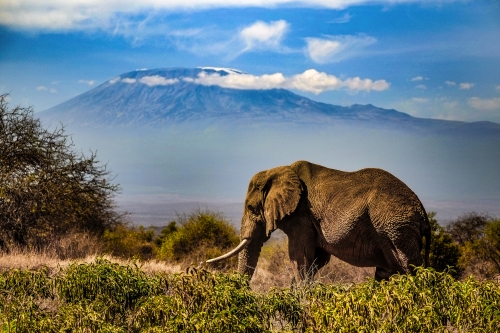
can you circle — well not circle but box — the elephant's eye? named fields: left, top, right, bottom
left=247, top=205, right=258, bottom=214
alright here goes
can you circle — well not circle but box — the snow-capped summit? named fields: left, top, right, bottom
left=198, top=67, right=246, bottom=75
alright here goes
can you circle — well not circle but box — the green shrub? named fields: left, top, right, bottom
left=131, top=268, right=268, bottom=332
left=425, top=212, right=461, bottom=276
left=103, top=224, right=155, bottom=259
left=56, top=258, right=164, bottom=308
left=157, top=211, right=239, bottom=267
left=1, top=260, right=499, bottom=332
left=303, top=267, right=500, bottom=332
left=460, top=218, right=500, bottom=279
left=154, top=221, right=178, bottom=247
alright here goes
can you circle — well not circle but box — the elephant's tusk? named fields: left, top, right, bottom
left=206, top=239, right=251, bottom=263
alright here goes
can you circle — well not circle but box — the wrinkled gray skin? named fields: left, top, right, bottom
left=218, top=161, right=431, bottom=281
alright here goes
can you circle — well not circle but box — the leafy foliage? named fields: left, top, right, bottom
left=0, top=94, right=122, bottom=248
left=103, top=225, right=155, bottom=260
left=458, top=217, right=500, bottom=278
left=447, top=212, right=489, bottom=246
left=420, top=212, right=500, bottom=279
left=303, top=267, right=500, bottom=332
left=0, top=260, right=499, bottom=332
left=157, top=211, right=239, bottom=266
left=425, top=212, right=461, bottom=275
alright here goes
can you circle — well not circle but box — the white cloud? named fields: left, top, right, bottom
left=122, top=78, right=137, bottom=84
left=412, top=97, right=429, bottom=103
left=163, top=20, right=286, bottom=60
left=184, top=71, right=287, bottom=90
left=415, top=84, right=427, bottom=90
left=36, top=85, right=57, bottom=93
left=78, top=79, right=95, bottom=86
left=459, top=82, right=475, bottom=90
left=468, top=97, right=500, bottom=111
left=410, top=76, right=425, bottom=82
left=1, top=1, right=461, bottom=30
left=305, top=39, right=342, bottom=64
left=239, top=20, right=289, bottom=53
left=168, top=28, right=203, bottom=38
left=184, top=69, right=389, bottom=94
left=305, top=34, right=376, bottom=64
left=496, top=85, right=500, bottom=91
left=445, top=80, right=456, bottom=86
left=340, top=76, right=390, bottom=92
left=109, top=76, right=179, bottom=86
left=139, top=75, right=179, bottom=87
left=329, top=13, right=353, bottom=24
left=287, top=70, right=342, bottom=93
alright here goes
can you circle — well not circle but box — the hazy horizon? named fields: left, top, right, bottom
left=57, top=122, right=500, bottom=226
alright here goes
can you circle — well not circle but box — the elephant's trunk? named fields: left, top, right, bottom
left=208, top=210, right=267, bottom=278
left=237, top=237, right=264, bottom=278
left=206, top=239, right=251, bottom=263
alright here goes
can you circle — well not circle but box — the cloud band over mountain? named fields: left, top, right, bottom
left=110, top=69, right=390, bottom=94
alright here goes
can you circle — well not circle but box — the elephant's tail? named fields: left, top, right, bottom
left=423, top=217, right=431, bottom=268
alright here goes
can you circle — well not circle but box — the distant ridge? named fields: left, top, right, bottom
left=40, top=67, right=500, bottom=135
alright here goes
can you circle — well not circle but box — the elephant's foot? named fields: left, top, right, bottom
left=374, top=267, right=393, bottom=281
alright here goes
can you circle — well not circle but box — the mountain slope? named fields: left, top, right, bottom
left=40, top=67, right=500, bottom=135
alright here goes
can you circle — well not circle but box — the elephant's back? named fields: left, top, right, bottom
left=353, top=168, right=427, bottom=228
left=295, top=162, right=426, bottom=227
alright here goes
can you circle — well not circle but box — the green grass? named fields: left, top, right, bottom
left=0, top=258, right=499, bottom=332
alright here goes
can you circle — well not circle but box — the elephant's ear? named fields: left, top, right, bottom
left=263, top=166, right=303, bottom=236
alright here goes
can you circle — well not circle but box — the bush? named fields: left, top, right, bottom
left=0, top=94, right=122, bottom=248
left=157, top=211, right=239, bottom=267
left=1, top=261, right=499, bottom=332
left=458, top=217, right=500, bottom=279
left=425, top=212, right=461, bottom=275
left=103, top=224, right=156, bottom=260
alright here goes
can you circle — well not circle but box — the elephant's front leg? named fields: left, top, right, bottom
left=286, top=228, right=318, bottom=281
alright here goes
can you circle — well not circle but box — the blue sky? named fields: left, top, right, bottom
left=1, top=0, right=500, bottom=123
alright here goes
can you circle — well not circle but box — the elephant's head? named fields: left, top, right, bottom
left=207, top=166, right=303, bottom=278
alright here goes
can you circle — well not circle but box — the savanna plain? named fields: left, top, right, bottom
left=1, top=95, right=500, bottom=332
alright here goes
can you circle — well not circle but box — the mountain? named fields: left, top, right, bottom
left=37, top=67, right=500, bottom=225
left=40, top=67, right=500, bottom=135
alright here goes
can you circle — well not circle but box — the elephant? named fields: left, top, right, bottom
left=207, top=160, right=431, bottom=281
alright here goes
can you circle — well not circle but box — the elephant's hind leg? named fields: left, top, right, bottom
left=377, top=225, right=423, bottom=281
left=392, top=226, right=423, bottom=274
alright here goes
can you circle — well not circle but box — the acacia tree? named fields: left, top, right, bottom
left=0, top=94, right=122, bottom=247
left=446, top=212, right=488, bottom=247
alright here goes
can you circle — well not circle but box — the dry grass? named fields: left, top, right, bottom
left=0, top=231, right=377, bottom=289
left=0, top=250, right=182, bottom=275
left=0, top=232, right=181, bottom=276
